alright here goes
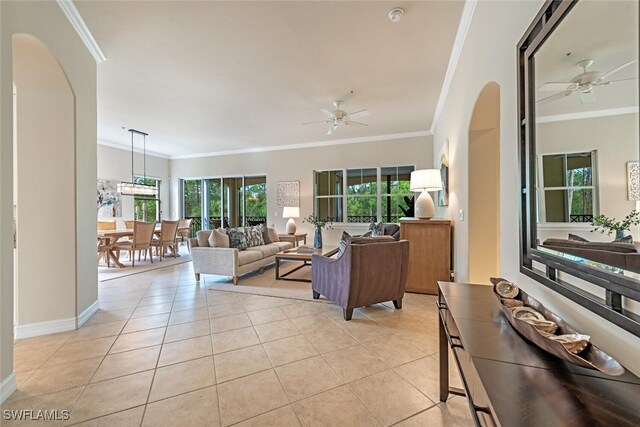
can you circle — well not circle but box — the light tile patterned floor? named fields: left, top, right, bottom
left=4, top=262, right=472, bottom=426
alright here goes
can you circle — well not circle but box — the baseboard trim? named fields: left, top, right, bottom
left=0, top=372, right=17, bottom=404
left=77, top=300, right=100, bottom=327
left=14, top=317, right=76, bottom=340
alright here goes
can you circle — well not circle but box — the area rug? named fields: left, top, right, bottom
left=99, top=254, right=192, bottom=282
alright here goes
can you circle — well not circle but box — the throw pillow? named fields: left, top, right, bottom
left=225, top=227, right=248, bottom=250
left=568, top=233, right=589, bottom=243
left=338, top=231, right=351, bottom=257
left=614, top=234, right=633, bottom=244
left=369, top=221, right=384, bottom=236
left=214, top=229, right=230, bottom=248
left=196, top=230, right=212, bottom=247
left=245, top=226, right=265, bottom=247
left=267, top=226, right=280, bottom=242
left=207, top=230, right=217, bottom=247
left=361, top=231, right=373, bottom=237
left=260, top=224, right=272, bottom=244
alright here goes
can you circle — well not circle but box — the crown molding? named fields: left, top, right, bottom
left=170, top=130, right=433, bottom=160
left=97, top=139, right=171, bottom=159
left=430, top=0, right=478, bottom=134
left=536, top=106, right=639, bottom=124
left=56, top=0, right=106, bottom=63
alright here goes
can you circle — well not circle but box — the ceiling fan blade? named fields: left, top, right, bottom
left=347, top=109, right=370, bottom=118
left=537, top=90, right=572, bottom=104
left=346, top=121, right=369, bottom=127
left=327, top=124, right=337, bottom=135
left=602, top=59, right=638, bottom=79
left=320, top=108, right=334, bottom=118
left=597, top=77, right=639, bottom=85
left=303, top=120, right=328, bottom=125
left=579, top=90, right=596, bottom=104
left=538, top=82, right=574, bottom=92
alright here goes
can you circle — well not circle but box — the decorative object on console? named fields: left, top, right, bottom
left=399, top=195, right=415, bottom=218
left=489, top=277, right=624, bottom=375
left=276, top=181, right=300, bottom=207
left=303, top=215, right=333, bottom=249
left=117, top=129, right=158, bottom=197
left=591, top=210, right=640, bottom=239
left=283, top=206, right=300, bottom=234
left=438, top=140, right=449, bottom=207
left=409, top=169, right=442, bottom=219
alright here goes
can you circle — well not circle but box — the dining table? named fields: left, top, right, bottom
left=97, top=225, right=189, bottom=268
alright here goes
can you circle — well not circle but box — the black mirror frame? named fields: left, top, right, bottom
left=518, top=0, right=640, bottom=337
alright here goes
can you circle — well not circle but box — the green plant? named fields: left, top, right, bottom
left=303, top=215, right=334, bottom=230
left=591, top=210, right=640, bottom=236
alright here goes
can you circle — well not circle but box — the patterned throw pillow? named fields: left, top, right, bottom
left=260, top=224, right=272, bottom=244
left=245, top=226, right=265, bottom=247
left=338, top=231, right=351, bottom=257
left=614, top=234, right=633, bottom=244
left=369, top=221, right=384, bottom=236
left=568, top=233, right=588, bottom=243
left=225, top=227, right=248, bottom=250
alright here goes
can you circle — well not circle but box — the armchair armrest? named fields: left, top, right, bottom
left=189, top=237, right=199, bottom=248
left=312, top=251, right=351, bottom=308
left=191, top=247, right=238, bottom=277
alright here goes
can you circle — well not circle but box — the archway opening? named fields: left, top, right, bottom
left=12, top=34, right=77, bottom=337
left=468, top=82, right=500, bottom=283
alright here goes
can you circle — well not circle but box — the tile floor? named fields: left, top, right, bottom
left=4, top=262, right=472, bottom=426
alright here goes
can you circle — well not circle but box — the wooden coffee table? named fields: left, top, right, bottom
left=275, top=246, right=338, bottom=282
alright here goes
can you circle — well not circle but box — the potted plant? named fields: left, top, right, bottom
left=591, top=210, right=640, bottom=240
left=303, top=215, right=334, bottom=249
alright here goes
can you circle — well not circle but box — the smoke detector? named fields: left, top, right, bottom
left=388, top=7, right=404, bottom=23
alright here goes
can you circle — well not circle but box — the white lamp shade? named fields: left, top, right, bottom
left=410, top=169, right=442, bottom=192
left=282, top=207, right=300, bottom=218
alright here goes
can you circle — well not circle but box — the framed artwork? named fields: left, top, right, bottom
left=97, top=180, right=122, bottom=218
left=438, top=140, right=450, bottom=207
left=277, top=181, right=300, bottom=207
left=627, top=161, right=639, bottom=201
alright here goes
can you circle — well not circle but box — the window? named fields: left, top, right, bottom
left=539, top=151, right=597, bottom=223
left=181, top=176, right=267, bottom=235
left=133, top=177, right=160, bottom=221
left=314, top=166, right=415, bottom=223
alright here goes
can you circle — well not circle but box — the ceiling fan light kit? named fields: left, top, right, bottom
left=388, top=7, right=404, bottom=23
left=303, top=99, right=370, bottom=135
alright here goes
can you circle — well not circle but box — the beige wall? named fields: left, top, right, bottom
left=97, top=144, right=171, bottom=223
left=433, top=0, right=640, bottom=373
left=0, top=0, right=97, bottom=397
left=169, top=136, right=433, bottom=244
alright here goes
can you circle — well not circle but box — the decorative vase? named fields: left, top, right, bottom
left=314, top=227, right=323, bottom=249
left=615, top=229, right=626, bottom=240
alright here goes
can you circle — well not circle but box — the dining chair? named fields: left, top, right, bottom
left=97, top=238, right=111, bottom=267
left=124, top=220, right=135, bottom=229
left=97, top=220, right=116, bottom=231
left=113, top=221, right=156, bottom=267
left=153, top=220, right=180, bottom=261
left=177, top=218, right=192, bottom=253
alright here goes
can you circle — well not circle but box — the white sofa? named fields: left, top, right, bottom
left=190, top=229, right=293, bottom=285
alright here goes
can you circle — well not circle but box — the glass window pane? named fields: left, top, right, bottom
left=545, top=189, right=567, bottom=222
left=568, top=189, right=594, bottom=223
left=223, top=177, right=243, bottom=228
left=183, top=179, right=202, bottom=233
left=133, top=177, right=159, bottom=221
left=347, top=196, right=377, bottom=223
left=316, top=197, right=342, bottom=222
left=316, top=170, right=343, bottom=196
left=244, top=176, right=267, bottom=226
left=543, top=155, right=565, bottom=187
left=207, top=179, right=222, bottom=228
left=381, top=166, right=414, bottom=194
left=347, top=168, right=377, bottom=195
left=382, top=195, right=413, bottom=223
left=566, top=153, right=593, bottom=187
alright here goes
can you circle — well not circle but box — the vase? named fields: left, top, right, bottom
left=616, top=230, right=626, bottom=240
left=314, top=227, right=323, bottom=249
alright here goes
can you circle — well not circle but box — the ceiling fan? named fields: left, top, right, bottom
left=537, top=58, right=638, bottom=105
left=303, top=100, right=370, bottom=135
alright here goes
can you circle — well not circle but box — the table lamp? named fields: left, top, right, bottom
left=410, top=169, right=442, bottom=219
left=283, top=207, right=300, bottom=234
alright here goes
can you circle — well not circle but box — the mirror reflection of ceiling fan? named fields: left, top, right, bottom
left=537, top=58, right=638, bottom=104
left=303, top=99, right=370, bottom=135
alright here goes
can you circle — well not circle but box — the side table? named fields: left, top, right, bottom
left=278, top=233, right=307, bottom=247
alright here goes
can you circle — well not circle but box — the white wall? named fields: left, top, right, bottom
left=97, top=144, right=171, bottom=224
left=0, top=0, right=97, bottom=400
left=170, top=136, right=433, bottom=244
left=433, top=0, right=640, bottom=373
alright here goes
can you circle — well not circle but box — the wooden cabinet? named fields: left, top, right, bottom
left=400, top=219, right=451, bottom=295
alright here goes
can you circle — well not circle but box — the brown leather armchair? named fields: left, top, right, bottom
left=311, top=239, right=409, bottom=320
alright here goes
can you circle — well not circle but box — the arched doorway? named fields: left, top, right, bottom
left=12, top=34, right=77, bottom=336
left=468, top=82, right=500, bottom=283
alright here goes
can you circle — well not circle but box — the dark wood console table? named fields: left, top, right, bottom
left=438, top=281, right=640, bottom=426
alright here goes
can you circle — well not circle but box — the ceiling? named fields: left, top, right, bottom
left=535, top=0, right=639, bottom=117
left=76, top=1, right=464, bottom=157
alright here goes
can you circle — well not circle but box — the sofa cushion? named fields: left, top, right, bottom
left=249, top=244, right=280, bottom=258
left=208, top=229, right=229, bottom=248
left=383, top=223, right=401, bottom=240
left=585, top=241, right=639, bottom=253
left=196, top=230, right=213, bottom=248
left=226, top=228, right=248, bottom=250
left=271, top=241, right=293, bottom=251
left=260, top=224, right=272, bottom=244
left=267, top=226, right=280, bottom=242
left=245, top=226, right=265, bottom=247
left=237, top=250, right=263, bottom=266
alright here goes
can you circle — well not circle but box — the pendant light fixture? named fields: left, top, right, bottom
left=117, top=129, right=158, bottom=196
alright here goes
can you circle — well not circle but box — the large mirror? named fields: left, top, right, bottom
left=519, top=0, right=640, bottom=336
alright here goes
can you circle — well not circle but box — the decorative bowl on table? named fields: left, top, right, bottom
left=490, top=277, right=625, bottom=376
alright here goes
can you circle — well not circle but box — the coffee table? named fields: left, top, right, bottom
left=275, top=246, right=339, bottom=282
